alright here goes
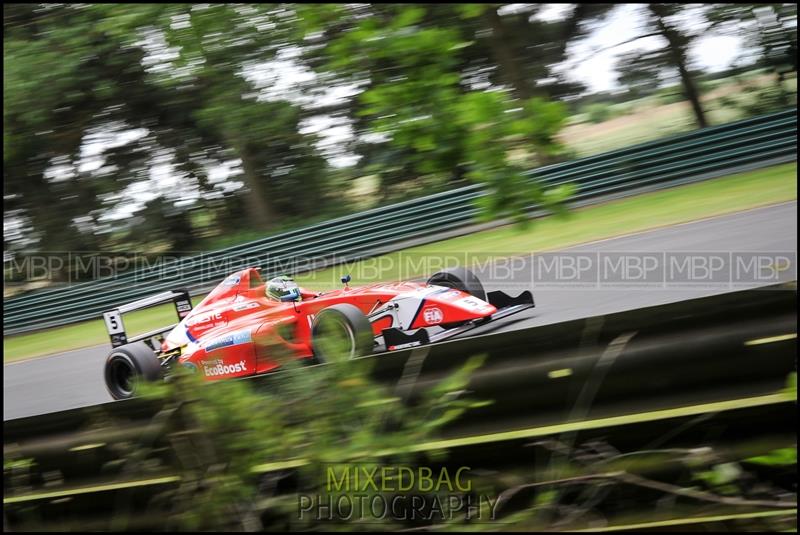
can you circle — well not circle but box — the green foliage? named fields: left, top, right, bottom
left=299, top=4, right=582, bottom=223
left=745, top=447, right=797, bottom=467
left=612, top=5, right=713, bottom=127
left=705, top=4, right=797, bottom=73
left=454, top=4, right=488, bottom=20
left=783, top=371, right=797, bottom=401
left=712, top=79, right=796, bottom=119
left=28, top=3, right=798, bottom=257
left=6, top=2, right=797, bottom=257
left=694, top=462, right=742, bottom=488
left=615, top=3, right=796, bottom=129
left=128, top=348, right=489, bottom=530
left=615, top=50, right=666, bottom=99
left=656, top=87, right=687, bottom=105
left=4, top=4, right=155, bottom=251
left=3, top=457, right=35, bottom=471
left=453, top=92, right=571, bottom=225
left=4, top=3, right=331, bottom=253
left=583, top=103, right=613, bottom=124
left=3, top=2, right=622, bottom=256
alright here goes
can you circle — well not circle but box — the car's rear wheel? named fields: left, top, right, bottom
left=427, top=267, right=487, bottom=328
left=311, top=304, right=374, bottom=363
left=104, top=342, right=162, bottom=400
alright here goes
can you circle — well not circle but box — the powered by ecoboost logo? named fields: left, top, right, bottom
left=202, top=358, right=247, bottom=376
left=297, top=463, right=500, bottom=523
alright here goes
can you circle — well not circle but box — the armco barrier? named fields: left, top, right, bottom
left=3, top=108, right=797, bottom=334
left=4, top=403, right=794, bottom=531
left=3, top=283, right=796, bottom=529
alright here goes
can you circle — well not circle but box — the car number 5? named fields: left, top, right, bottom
left=104, top=310, right=124, bottom=334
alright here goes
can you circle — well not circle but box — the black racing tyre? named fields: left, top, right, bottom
left=311, top=304, right=374, bottom=363
left=427, top=267, right=486, bottom=302
left=104, top=342, right=162, bottom=400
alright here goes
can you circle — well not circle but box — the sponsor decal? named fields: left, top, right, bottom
left=110, top=333, right=128, bottom=347
left=439, top=289, right=464, bottom=301
left=233, top=301, right=260, bottom=312
left=186, top=312, right=223, bottom=327
left=187, top=310, right=225, bottom=328
left=388, top=341, right=423, bottom=351
left=201, top=359, right=248, bottom=376
left=457, top=296, right=493, bottom=312
left=423, top=307, right=444, bottom=324
left=182, top=362, right=198, bottom=373
left=204, top=329, right=252, bottom=352
left=412, top=286, right=450, bottom=298
left=223, top=275, right=241, bottom=287
left=175, top=299, right=192, bottom=317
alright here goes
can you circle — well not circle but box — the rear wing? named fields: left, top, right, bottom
left=102, top=289, right=193, bottom=348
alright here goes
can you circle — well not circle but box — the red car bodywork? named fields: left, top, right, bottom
left=163, top=267, right=497, bottom=381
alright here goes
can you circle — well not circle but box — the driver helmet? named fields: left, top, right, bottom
left=266, top=275, right=301, bottom=302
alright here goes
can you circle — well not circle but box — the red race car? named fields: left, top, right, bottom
left=103, top=266, right=534, bottom=399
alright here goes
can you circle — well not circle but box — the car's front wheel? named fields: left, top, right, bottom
left=311, top=304, right=374, bottom=363
left=104, top=342, right=162, bottom=400
left=426, top=266, right=486, bottom=301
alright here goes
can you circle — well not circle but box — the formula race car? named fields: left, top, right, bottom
left=103, top=266, right=534, bottom=399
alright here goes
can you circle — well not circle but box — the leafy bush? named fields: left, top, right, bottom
left=5, top=347, right=488, bottom=531
left=584, top=103, right=614, bottom=124
left=713, top=80, right=796, bottom=119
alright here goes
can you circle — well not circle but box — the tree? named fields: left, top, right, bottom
left=648, top=4, right=708, bottom=128
left=706, top=3, right=797, bottom=106
left=615, top=51, right=665, bottom=99
left=4, top=4, right=157, bottom=251
left=610, top=5, right=710, bottom=128
left=465, top=4, right=616, bottom=101
left=295, top=4, right=575, bottom=222
left=614, top=4, right=797, bottom=124
left=4, top=3, right=331, bottom=255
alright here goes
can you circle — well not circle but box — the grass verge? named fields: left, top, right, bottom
left=4, top=162, right=796, bottom=362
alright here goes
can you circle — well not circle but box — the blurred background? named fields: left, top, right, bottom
left=4, top=3, right=797, bottom=282
left=3, top=5, right=797, bottom=531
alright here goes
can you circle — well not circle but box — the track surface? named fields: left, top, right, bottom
left=4, top=202, right=796, bottom=420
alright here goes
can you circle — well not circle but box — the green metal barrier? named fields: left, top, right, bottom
left=3, top=109, right=797, bottom=334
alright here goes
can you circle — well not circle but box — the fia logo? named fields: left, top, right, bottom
left=423, top=307, right=444, bottom=324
